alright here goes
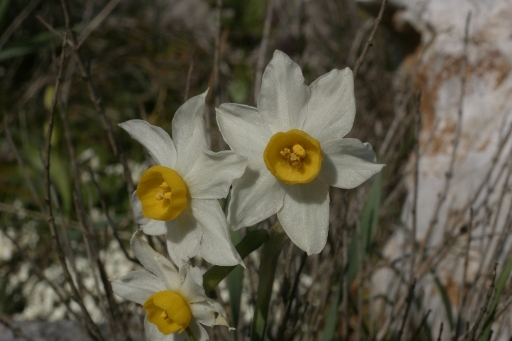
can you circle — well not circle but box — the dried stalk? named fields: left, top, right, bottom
left=352, top=0, right=387, bottom=78
left=43, top=34, right=105, bottom=341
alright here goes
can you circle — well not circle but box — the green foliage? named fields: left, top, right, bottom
left=0, top=31, right=60, bottom=62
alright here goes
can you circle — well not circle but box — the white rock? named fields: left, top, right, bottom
left=369, top=0, right=512, bottom=339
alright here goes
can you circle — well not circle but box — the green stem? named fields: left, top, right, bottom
left=250, top=222, right=287, bottom=341
left=203, top=229, right=269, bottom=293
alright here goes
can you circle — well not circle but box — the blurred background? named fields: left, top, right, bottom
left=1, top=0, right=511, bottom=340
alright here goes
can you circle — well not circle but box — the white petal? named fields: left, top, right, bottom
left=227, top=167, right=285, bottom=230
left=142, top=220, right=167, bottom=235
left=277, top=179, right=330, bottom=255
left=131, top=232, right=183, bottom=291
left=131, top=192, right=149, bottom=226
left=165, top=209, right=202, bottom=268
left=144, top=317, right=180, bottom=341
left=172, top=91, right=209, bottom=175
left=302, top=68, right=356, bottom=142
left=191, top=199, right=242, bottom=266
left=111, top=270, right=165, bottom=305
left=190, top=301, right=216, bottom=326
left=179, top=266, right=207, bottom=304
left=205, top=298, right=229, bottom=327
left=119, top=120, right=176, bottom=168
left=188, top=320, right=209, bottom=341
left=185, top=150, right=247, bottom=199
left=188, top=266, right=204, bottom=287
left=216, top=104, right=271, bottom=168
left=257, top=50, right=310, bottom=132
left=319, top=138, right=385, bottom=189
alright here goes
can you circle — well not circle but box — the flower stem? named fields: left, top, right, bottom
left=250, top=221, right=287, bottom=341
left=185, top=327, right=197, bottom=341
left=203, top=229, right=269, bottom=293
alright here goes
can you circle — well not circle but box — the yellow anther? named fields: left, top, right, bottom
left=280, top=143, right=306, bottom=169
left=160, top=311, right=169, bottom=319
left=154, top=182, right=172, bottom=201
left=292, top=144, right=306, bottom=158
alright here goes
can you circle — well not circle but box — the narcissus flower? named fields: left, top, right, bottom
left=112, top=232, right=230, bottom=341
left=216, top=50, right=384, bottom=255
left=120, top=91, right=247, bottom=267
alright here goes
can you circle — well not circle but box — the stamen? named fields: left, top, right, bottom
left=160, top=311, right=169, bottom=319
left=155, top=182, right=172, bottom=202
left=280, top=144, right=306, bottom=168
left=292, top=144, right=306, bottom=158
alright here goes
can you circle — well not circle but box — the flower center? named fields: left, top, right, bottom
left=155, top=181, right=172, bottom=201
left=280, top=144, right=307, bottom=168
left=136, top=165, right=188, bottom=221
left=143, top=291, right=192, bottom=335
left=263, top=129, right=322, bottom=185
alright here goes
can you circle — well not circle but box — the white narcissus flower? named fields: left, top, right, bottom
left=216, top=50, right=385, bottom=255
left=112, top=232, right=230, bottom=341
left=119, top=90, right=247, bottom=267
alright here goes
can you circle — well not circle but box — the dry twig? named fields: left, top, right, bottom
left=254, top=0, right=274, bottom=102
left=352, top=0, right=387, bottom=78
left=43, top=34, right=104, bottom=341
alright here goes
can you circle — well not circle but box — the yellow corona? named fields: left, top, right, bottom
left=263, top=129, right=322, bottom=184
left=136, top=165, right=188, bottom=221
left=143, top=291, right=192, bottom=335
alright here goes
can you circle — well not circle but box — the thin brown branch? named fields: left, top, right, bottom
left=352, top=0, right=387, bottom=78
left=356, top=221, right=363, bottom=341
left=463, top=263, right=498, bottom=341
left=43, top=34, right=105, bottom=341
left=87, top=167, right=139, bottom=265
left=3, top=119, right=45, bottom=213
left=348, top=18, right=374, bottom=67
left=480, top=147, right=512, bottom=274
left=436, top=322, right=444, bottom=341
left=57, top=77, right=129, bottom=339
left=411, top=310, right=431, bottom=340
left=184, top=51, right=196, bottom=101
left=397, top=278, right=416, bottom=341
left=212, top=0, right=223, bottom=109
left=421, top=12, right=471, bottom=258
left=0, top=0, right=43, bottom=50
left=35, top=14, right=74, bottom=47
left=455, top=208, right=474, bottom=339
left=276, top=251, right=307, bottom=340
left=410, top=92, right=421, bottom=283
left=254, top=0, right=274, bottom=102
left=58, top=0, right=134, bottom=196
left=77, top=0, right=121, bottom=48
left=342, top=219, right=349, bottom=341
